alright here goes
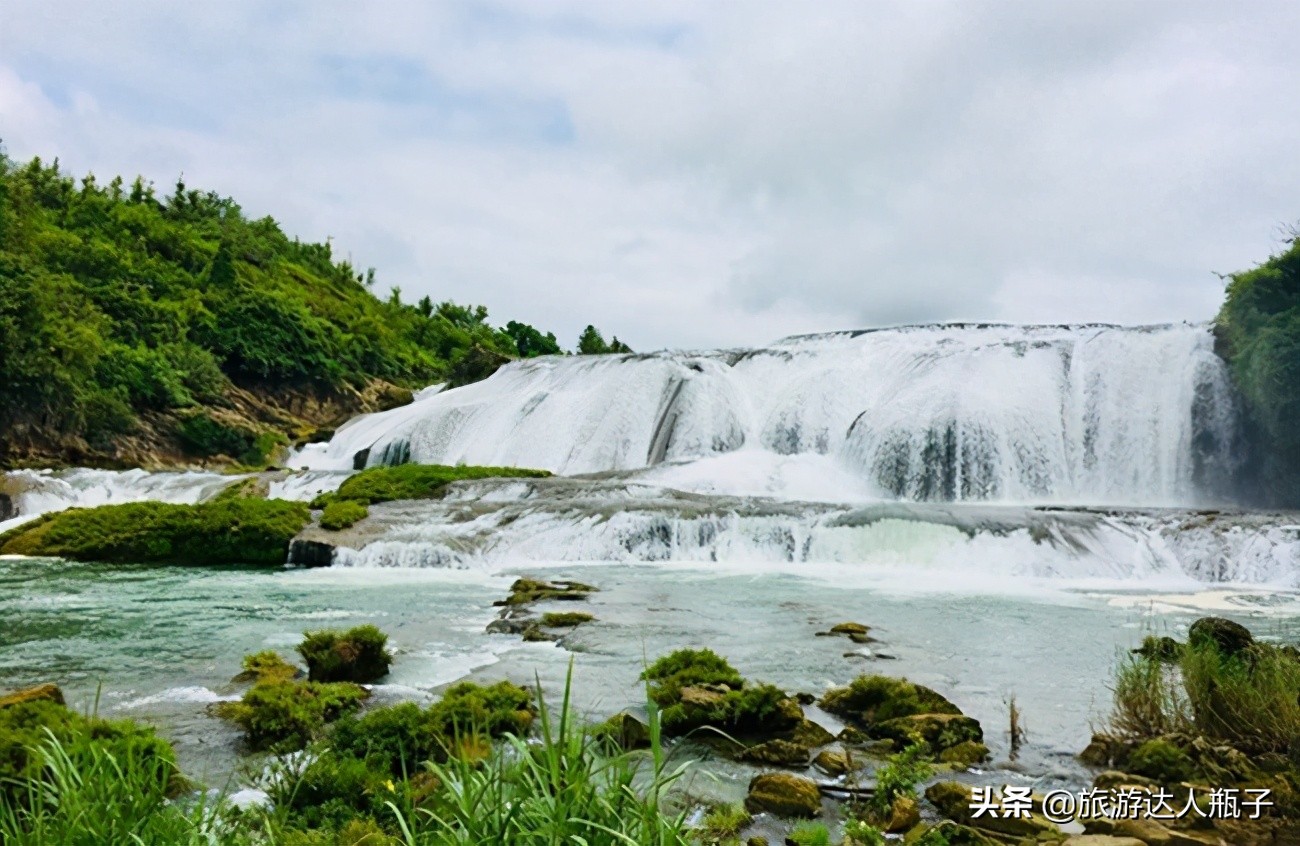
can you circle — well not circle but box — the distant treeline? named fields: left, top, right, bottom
left=1215, top=227, right=1300, bottom=506
left=0, top=149, right=630, bottom=456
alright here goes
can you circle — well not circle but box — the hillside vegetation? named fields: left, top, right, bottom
left=0, top=150, right=626, bottom=469
left=1215, top=230, right=1300, bottom=505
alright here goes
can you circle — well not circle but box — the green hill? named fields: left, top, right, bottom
left=0, top=151, right=616, bottom=469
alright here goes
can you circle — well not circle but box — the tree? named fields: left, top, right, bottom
left=577, top=325, right=609, bottom=355
left=504, top=320, right=562, bottom=357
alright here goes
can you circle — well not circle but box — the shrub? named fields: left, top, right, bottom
left=320, top=499, right=368, bottom=531
left=234, top=650, right=299, bottom=685
left=328, top=702, right=439, bottom=778
left=216, top=680, right=369, bottom=752
left=0, top=498, right=310, bottom=565
left=866, top=743, right=933, bottom=822
left=297, top=625, right=393, bottom=683
left=426, top=680, right=535, bottom=741
left=660, top=683, right=794, bottom=736
left=331, top=463, right=551, bottom=505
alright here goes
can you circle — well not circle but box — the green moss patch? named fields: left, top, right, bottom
left=540, top=611, right=594, bottom=627
left=0, top=498, right=310, bottom=564
left=319, top=499, right=368, bottom=530
left=819, top=675, right=961, bottom=725
left=641, top=649, right=802, bottom=738
left=498, top=577, right=597, bottom=606
left=216, top=679, right=370, bottom=752
left=326, top=463, right=551, bottom=506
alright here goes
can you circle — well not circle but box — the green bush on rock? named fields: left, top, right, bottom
left=327, top=463, right=552, bottom=506
left=297, top=625, right=393, bottom=683
left=819, top=675, right=960, bottom=725
left=0, top=498, right=309, bottom=564
left=217, top=679, right=369, bottom=752
left=641, top=649, right=803, bottom=739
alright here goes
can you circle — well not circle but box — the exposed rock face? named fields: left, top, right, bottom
left=743, top=772, right=822, bottom=818
left=0, top=492, right=13, bottom=522
left=1187, top=616, right=1253, bottom=656
left=288, top=539, right=336, bottom=568
left=0, top=683, right=66, bottom=708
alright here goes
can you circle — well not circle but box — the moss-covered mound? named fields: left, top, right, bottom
left=641, top=649, right=803, bottom=739
left=0, top=498, right=310, bottom=564
left=216, top=679, right=370, bottom=752
left=319, top=498, right=368, bottom=530
left=297, top=624, right=393, bottom=683
left=316, top=463, right=551, bottom=508
left=819, top=675, right=981, bottom=759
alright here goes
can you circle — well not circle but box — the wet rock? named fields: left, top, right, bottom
left=938, top=740, right=990, bottom=767
left=1064, top=837, right=1147, bottom=846
left=740, top=739, right=811, bottom=767
left=1080, top=732, right=1135, bottom=768
left=496, top=577, right=597, bottom=606
left=885, top=796, right=920, bottom=832
left=794, top=692, right=816, bottom=706
left=820, top=675, right=961, bottom=725
left=0, top=683, right=65, bottom=709
left=813, top=748, right=850, bottom=775
left=829, top=622, right=870, bottom=635
left=521, top=624, right=557, bottom=643
left=1092, top=770, right=1159, bottom=791
left=847, top=632, right=876, bottom=644
left=789, top=718, right=835, bottom=748
left=352, top=448, right=370, bottom=470
left=746, top=838, right=769, bottom=846
left=744, top=772, right=822, bottom=818
left=1085, top=817, right=1223, bottom=845
left=0, top=493, right=13, bottom=522
left=485, top=614, right=535, bottom=635
left=288, top=539, right=336, bottom=568
left=915, top=824, right=1000, bottom=845
left=1188, top=616, right=1253, bottom=656
left=925, top=781, right=1063, bottom=841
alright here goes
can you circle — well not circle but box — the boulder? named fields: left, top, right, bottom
left=1064, top=837, right=1148, bottom=846
left=744, top=772, right=822, bottom=818
left=0, top=683, right=65, bottom=709
left=1084, top=817, right=1223, bottom=846
left=938, top=740, right=990, bottom=767
left=917, top=824, right=1000, bottom=845
left=1079, top=732, right=1135, bottom=768
left=739, top=739, right=811, bottom=767
left=0, top=492, right=13, bottom=522
left=820, top=675, right=961, bottom=727
left=287, top=539, right=336, bottom=568
left=829, top=622, right=870, bottom=635
left=1187, top=617, right=1253, bottom=656
left=601, top=712, right=650, bottom=750
left=813, top=748, right=851, bottom=776
left=789, top=718, right=836, bottom=748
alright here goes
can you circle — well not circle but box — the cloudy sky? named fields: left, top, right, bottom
left=3, top=1, right=1298, bottom=350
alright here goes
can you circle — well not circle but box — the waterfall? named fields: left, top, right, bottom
left=294, top=323, right=1240, bottom=506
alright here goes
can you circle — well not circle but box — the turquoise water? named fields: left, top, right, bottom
left=5, top=553, right=1297, bottom=793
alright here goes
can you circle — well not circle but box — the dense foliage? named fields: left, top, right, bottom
left=1215, top=232, right=1300, bottom=504
left=0, top=498, right=309, bottom=564
left=297, top=624, right=393, bottom=683
left=0, top=150, right=627, bottom=462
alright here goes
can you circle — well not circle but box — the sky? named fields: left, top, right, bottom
left=2, top=1, right=1298, bottom=350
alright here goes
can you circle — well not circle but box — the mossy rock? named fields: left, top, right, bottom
left=213, top=476, right=270, bottom=501
left=0, top=683, right=65, bottom=709
left=885, top=796, right=921, bottom=833
left=1133, top=635, right=1183, bottom=663
left=297, top=625, right=393, bottom=683
left=232, top=650, right=300, bottom=685
left=873, top=713, right=983, bottom=753
left=595, top=712, right=650, bottom=750
left=738, top=738, right=811, bottom=767
left=1125, top=738, right=1195, bottom=783
left=1187, top=616, right=1254, bottom=656
left=540, top=611, right=594, bottom=627
left=938, top=740, right=990, bottom=767
left=820, top=675, right=961, bottom=727
left=924, top=781, right=1063, bottom=841
left=813, top=748, right=851, bottom=775
left=744, top=772, right=822, bottom=818
left=904, top=824, right=1001, bottom=846
left=498, top=577, right=596, bottom=606
left=0, top=498, right=310, bottom=565
left=216, top=679, right=370, bottom=751
left=789, top=718, right=836, bottom=748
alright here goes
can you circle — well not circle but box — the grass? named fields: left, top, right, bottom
left=695, top=803, right=750, bottom=843
left=0, top=498, right=310, bottom=564
left=317, top=463, right=551, bottom=508
left=786, top=821, right=833, bottom=846
left=1109, top=621, right=1300, bottom=755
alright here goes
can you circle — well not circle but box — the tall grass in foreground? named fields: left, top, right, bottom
left=0, top=729, right=227, bottom=846
left=2, top=673, right=694, bottom=845
left=385, top=671, right=693, bottom=845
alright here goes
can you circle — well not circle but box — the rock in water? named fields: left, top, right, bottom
left=744, top=772, right=822, bottom=818
left=0, top=492, right=13, bottom=522
left=1188, top=617, right=1254, bottom=656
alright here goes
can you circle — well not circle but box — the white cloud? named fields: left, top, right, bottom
left=2, top=1, right=1297, bottom=348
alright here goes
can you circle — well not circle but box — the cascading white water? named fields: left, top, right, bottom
left=293, top=323, right=1239, bottom=506
left=0, top=468, right=243, bottom=534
